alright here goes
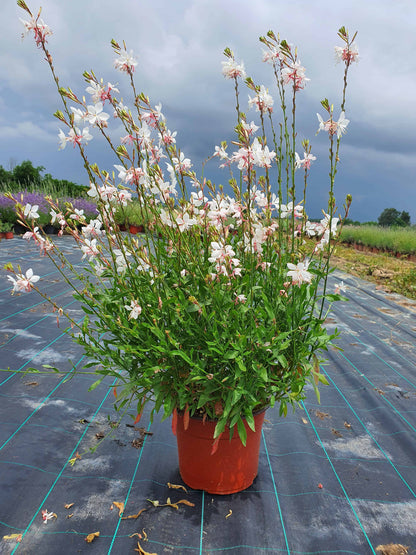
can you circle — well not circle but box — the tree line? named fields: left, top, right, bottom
left=0, top=160, right=88, bottom=197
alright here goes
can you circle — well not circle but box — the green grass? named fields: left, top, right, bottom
left=340, top=225, right=416, bottom=255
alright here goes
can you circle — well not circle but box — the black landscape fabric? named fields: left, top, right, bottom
left=1, top=236, right=416, bottom=554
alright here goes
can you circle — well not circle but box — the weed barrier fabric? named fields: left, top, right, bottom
left=1, top=237, right=416, bottom=553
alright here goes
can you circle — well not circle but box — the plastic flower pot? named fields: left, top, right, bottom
left=174, top=410, right=266, bottom=494
left=129, top=224, right=140, bottom=235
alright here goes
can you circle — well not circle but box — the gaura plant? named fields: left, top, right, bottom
left=7, top=0, right=357, bottom=444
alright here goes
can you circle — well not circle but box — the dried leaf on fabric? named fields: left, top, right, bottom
left=112, top=502, right=125, bottom=517
left=225, top=509, right=232, bottom=519
left=134, top=541, right=158, bottom=555
left=315, top=411, right=330, bottom=420
left=176, top=499, right=195, bottom=507
left=167, top=482, right=188, bottom=493
left=2, top=533, right=22, bottom=542
left=64, top=503, right=74, bottom=509
left=375, top=544, right=409, bottom=555
left=301, top=418, right=308, bottom=424
left=344, top=421, right=352, bottom=429
left=85, top=531, right=100, bottom=543
left=122, top=508, right=147, bottom=520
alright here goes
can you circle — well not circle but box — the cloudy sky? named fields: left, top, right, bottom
left=1, top=0, right=415, bottom=222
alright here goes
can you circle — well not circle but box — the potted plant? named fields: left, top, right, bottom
left=124, top=200, right=146, bottom=234
left=6, top=1, right=357, bottom=494
left=0, top=221, right=14, bottom=239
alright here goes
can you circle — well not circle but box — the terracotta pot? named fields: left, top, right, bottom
left=0, top=232, right=5, bottom=239
left=129, top=224, right=141, bottom=235
left=174, top=410, right=266, bottom=494
left=5, top=232, right=14, bottom=239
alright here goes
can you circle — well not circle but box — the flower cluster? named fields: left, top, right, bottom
left=9, top=2, right=356, bottom=444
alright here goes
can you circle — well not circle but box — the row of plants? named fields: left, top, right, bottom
left=340, top=225, right=416, bottom=256
left=0, top=190, right=98, bottom=232
left=0, top=159, right=90, bottom=197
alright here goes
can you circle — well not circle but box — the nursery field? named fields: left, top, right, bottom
left=340, top=225, right=416, bottom=257
left=332, top=243, right=416, bottom=301
left=1, top=236, right=416, bottom=554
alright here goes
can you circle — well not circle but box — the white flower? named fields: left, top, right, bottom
left=336, top=111, right=349, bottom=138
left=251, top=138, right=276, bottom=168
left=70, top=208, right=84, bottom=221
left=248, top=85, right=274, bottom=113
left=85, top=102, right=110, bottom=127
left=335, top=281, right=347, bottom=294
left=334, top=43, right=359, bottom=64
left=81, top=239, right=99, bottom=259
left=221, top=59, right=246, bottom=80
left=114, top=49, right=138, bottom=73
left=295, top=151, right=316, bottom=170
left=8, top=268, right=40, bottom=293
left=125, top=299, right=142, bottom=320
left=23, top=203, right=40, bottom=220
left=176, top=212, right=197, bottom=232
left=287, top=262, right=313, bottom=286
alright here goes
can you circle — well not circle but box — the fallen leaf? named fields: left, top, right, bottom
left=95, top=432, right=105, bottom=439
left=25, top=381, right=38, bottom=387
left=167, top=482, right=188, bottom=493
left=131, top=438, right=144, bottom=449
left=146, top=499, right=160, bottom=507
left=375, top=544, right=409, bottom=555
left=64, top=503, right=74, bottom=509
left=176, top=499, right=195, bottom=507
left=2, top=533, right=22, bottom=542
left=134, top=541, right=157, bottom=555
left=318, top=483, right=323, bottom=489
left=315, top=411, right=330, bottom=420
left=225, top=509, right=232, bottom=519
left=67, top=514, right=73, bottom=519
left=122, top=508, right=147, bottom=520
left=344, top=421, right=352, bottom=429
left=331, top=428, right=343, bottom=438
left=301, top=418, right=308, bottom=425
left=85, top=531, right=100, bottom=543
left=112, top=502, right=124, bottom=517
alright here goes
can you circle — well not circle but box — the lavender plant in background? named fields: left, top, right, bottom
left=0, top=190, right=97, bottom=229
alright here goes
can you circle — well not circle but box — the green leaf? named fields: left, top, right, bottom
left=245, top=411, right=255, bottom=432
left=237, top=418, right=247, bottom=446
left=88, top=378, right=104, bottom=391
left=214, top=418, right=226, bottom=439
